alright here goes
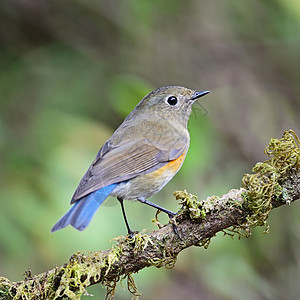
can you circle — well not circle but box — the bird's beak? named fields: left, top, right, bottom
left=190, top=90, right=210, bottom=101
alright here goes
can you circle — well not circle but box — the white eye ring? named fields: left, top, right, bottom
left=166, top=96, right=178, bottom=106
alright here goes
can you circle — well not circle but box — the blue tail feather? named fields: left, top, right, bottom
left=51, top=184, right=117, bottom=232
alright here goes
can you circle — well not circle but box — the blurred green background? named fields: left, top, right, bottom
left=1, top=0, right=300, bottom=299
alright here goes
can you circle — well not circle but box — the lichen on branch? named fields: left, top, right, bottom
left=242, top=130, right=300, bottom=232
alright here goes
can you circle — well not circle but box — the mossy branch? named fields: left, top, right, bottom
left=1, top=130, right=300, bottom=300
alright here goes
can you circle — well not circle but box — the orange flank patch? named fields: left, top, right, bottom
left=151, top=152, right=186, bottom=176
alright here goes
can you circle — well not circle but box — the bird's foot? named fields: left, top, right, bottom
left=154, top=209, right=180, bottom=237
left=127, top=229, right=139, bottom=239
left=168, top=214, right=180, bottom=237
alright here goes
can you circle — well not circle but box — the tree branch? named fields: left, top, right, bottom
left=1, top=130, right=300, bottom=300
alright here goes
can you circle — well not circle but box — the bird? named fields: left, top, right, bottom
left=51, top=86, right=210, bottom=235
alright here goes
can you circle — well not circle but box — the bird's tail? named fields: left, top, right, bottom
left=51, top=184, right=117, bottom=232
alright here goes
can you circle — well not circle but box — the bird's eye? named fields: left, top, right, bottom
left=167, top=96, right=178, bottom=106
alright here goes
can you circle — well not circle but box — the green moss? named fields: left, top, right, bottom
left=174, top=190, right=211, bottom=219
left=173, top=190, right=228, bottom=249
left=174, top=190, right=232, bottom=221
left=241, top=130, right=300, bottom=233
left=0, top=243, right=125, bottom=300
left=126, top=274, right=141, bottom=299
left=197, top=237, right=212, bottom=249
left=126, top=232, right=154, bottom=255
left=0, top=277, right=13, bottom=300
left=51, top=245, right=123, bottom=299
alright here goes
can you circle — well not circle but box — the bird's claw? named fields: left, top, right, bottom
left=168, top=214, right=180, bottom=238
left=127, top=230, right=139, bottom=239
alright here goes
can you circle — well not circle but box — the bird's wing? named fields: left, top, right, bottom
left=70, top=138, right=187, bottom=203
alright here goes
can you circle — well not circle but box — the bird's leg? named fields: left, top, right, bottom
left=117, top=197, right=134, bottom=237
left=137, top=197, right=176, bottom=217
left=137, top=197, right=179, bottom=235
